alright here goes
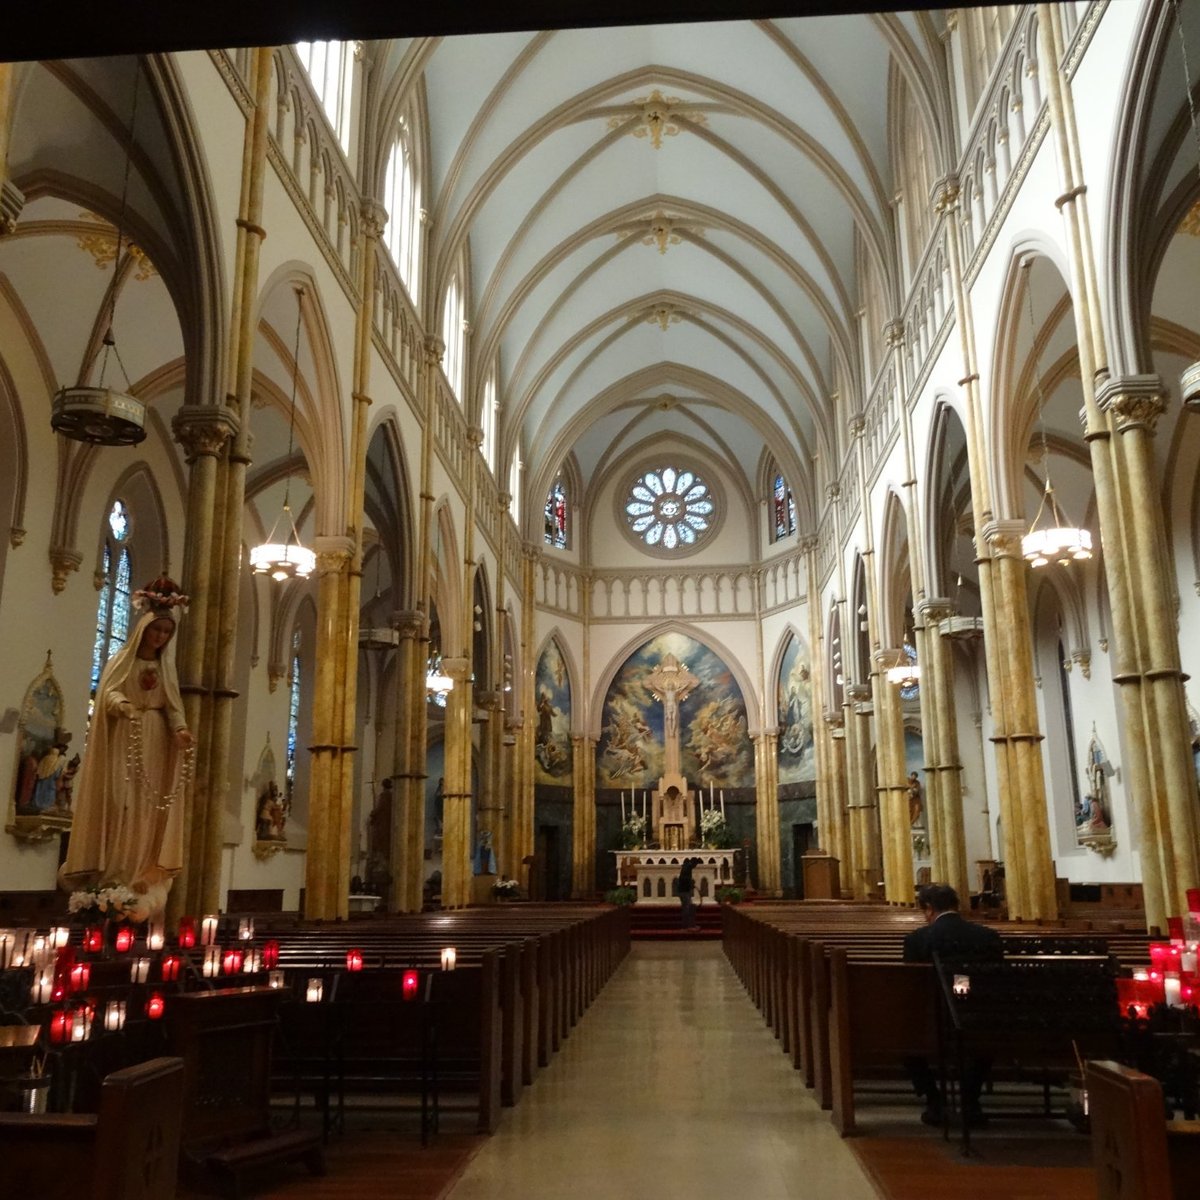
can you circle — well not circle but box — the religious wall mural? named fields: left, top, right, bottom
left=8, top=652, right=77, bottom=842
left=597, top=632, right=752, bottom=789
left=534, top=639, right=573, bottom=785
left=777, top=633, right=815, bottom=784
left=1076, top=730, right=1116, bottom=855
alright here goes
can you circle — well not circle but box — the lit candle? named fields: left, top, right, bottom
left=243, top=949, right=262, bottom=974
left=1169, top=917, right=1185, bottom=945
left=710, top=780, right=715, bottom=809
left=114, top=926, right=134, bottom=954
left=401, top=969, right=419, bottom=1001
left=441, top=947, right=457, bottom=971
left=1187, top=887, right=1200, bottom=915
left=952, top=974, right=971, bottom=997
left=177, top=917, right=197, bottom=949
left=103, top=1000, right=126, bottom=1032
left=202, top=946, right=221, bottom=978
left=146, top=924, right=165, bottom=952
left=1183, top=944, right=1199, bottom=975
left=71, top=1006, right=91, bottom=1041
left=1165, top=973, right=1183, bottom=1007
left=222, top=948, right=243, bottom=975
left=83, top=925, right=104, bottom=953
left=68, top=962, right=90, bottom=993
left=720, top=789, right=725, bottom=819
left=200, top=915, right=219, bottom=946
left=0, top=933, right=12, bottom=969
left=130, top=957, right=150, bottom=984
left=262, top=940, right=280, bottom=969
left=346, top=949, right=364, bottom=973
left=30, top=973, right=53, bottom=1004
left=31, top=935, right=49, bottom=965
left=145, top=992, right=165, bottom=1020
left=305, top=978, right=324, bottom=1003
left=238, top=917, right=255, bottom=942
left=49, top=926, right=70, bottom=950
left=268, top=970, right=285, bottom=989
left=161, top=955, right=181, bottom=982
left=49, top=1009, right=71, bottom=1044
left=621, top=790, right=626, bottom=823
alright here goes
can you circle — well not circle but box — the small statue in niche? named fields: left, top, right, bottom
left=475, top=828, right=498, bottom=875
left=256, top=780, right=288, bottom=842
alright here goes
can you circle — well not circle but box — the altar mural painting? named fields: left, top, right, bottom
left=776, top=633, right=815, bottom=785
left=597, top=632, right=752, bottom=789
left=534, top=639, right=573, bottom=786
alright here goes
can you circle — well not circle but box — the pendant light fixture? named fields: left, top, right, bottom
left=51, top=58, right=147, bottom=446
left=249, top=286, right=316, bottom=581
left=1018, top=260, right=1093, bottom=568
left=1170, top=0, right=1200, bottom=411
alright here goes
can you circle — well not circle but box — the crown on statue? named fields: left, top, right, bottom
left=132, top=576, right=190, bottom=618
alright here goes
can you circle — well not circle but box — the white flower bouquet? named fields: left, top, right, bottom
left=67, top=883, right=139, bottom=921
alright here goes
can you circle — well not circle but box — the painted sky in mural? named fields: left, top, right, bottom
left=535, top=639, right=573, bottom=785
left=598, top=632, right=752, bottom=788
left=776, top=634, right=815, bottom=784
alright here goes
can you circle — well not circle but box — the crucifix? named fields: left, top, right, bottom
left=645, top=653, right=699, bottom=780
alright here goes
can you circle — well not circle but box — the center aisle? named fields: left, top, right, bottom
left=447, top=941, right=881, bottom=1200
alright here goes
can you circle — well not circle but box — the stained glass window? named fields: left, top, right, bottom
left=899, top=641, right=919, bottom=702
left=91, top=501, right=133, bottom=700
left=287, top=628, right=301, bottom=799
left=624, top=466, right=713, bottom=550
left=773, top=472, right=796, bottom=541
left=544, top=478, right=567, bottom=549
left=383, top=112, right=422, bottom=305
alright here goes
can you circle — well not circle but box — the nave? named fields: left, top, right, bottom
left=447, top=941, right=878, bottom=1200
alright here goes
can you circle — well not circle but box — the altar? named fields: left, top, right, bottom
left=613, top=848, right=738, bottom=906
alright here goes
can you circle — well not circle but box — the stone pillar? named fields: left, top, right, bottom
left=754, top=732, right=781, bottom=895
left=477, top=689, right=506, bottom=879
left=440, top=656, right=475, bottom=909
left=1099, top=379, right=1200, bottom=924
left=515, top=545, right=539, bottom=883
left=826, top=715, right=849, bottom=890
left=844, top=683, right=879, bottom=898
left=390, top=610, right=427, bottom=913
left=571, top=735, right=596, bottom=898
left=983, top=521, right=1056, bottom=919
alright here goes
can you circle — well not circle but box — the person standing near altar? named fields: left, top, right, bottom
left=60, top=577, right=194, bottom=923
left=677, top=857, right=698, bottom=929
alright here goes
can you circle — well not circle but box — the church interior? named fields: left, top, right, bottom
left=2, top=2, right=1200, bottom=1196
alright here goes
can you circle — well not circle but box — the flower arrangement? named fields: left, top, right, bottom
left=67, top=883, right=139, bottom=922
left=621, top=814, right=647, bottom=849
left=715, top=886, right=744, bottom=905
left=699, top=809, right=729, bottom=848
left=605, top=886, right=637, bottom=907
left=492, top=878, right=521, bottom=899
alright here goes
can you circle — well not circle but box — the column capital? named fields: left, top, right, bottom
left=423, top=336, right=445, bottom=366
left=826, top=482, right=841, bottom=501
left=313, top=535, right=354, bottom=575
left=392, top=609, right=427, bottom=639
left=845, top=683, right=871, bottom=703
left=1095, top=374, right=1166, bottom=434
left=874, top=647, right=907, bottom=670
left=498, top=491, right=513, bottom=512
left=883, top=319, right=905, bottom=349
left=442, top=656, right=472, bottom=683
left=173, top=405, right=238, bottom=460
left=48, top=545, right=82, bottom=593
left=360, top=199, right=388, bottom=239
left=521, top=541, right=541, bottom=562
left=798, top=534, right=819, bottom=554
left=848, top=412, right=866, bottom=439
left=918, top=597, right=955, bottom=623
left=981, top=518, right=1027, bottom=558
left=931, top=174, right=961, bottom=214
left=466, top=424, right=484, bottom=450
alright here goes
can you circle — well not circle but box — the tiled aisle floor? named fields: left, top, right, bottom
left=447, top=941, right=881, bottom=1200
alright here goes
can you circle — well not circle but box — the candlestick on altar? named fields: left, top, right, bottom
left=721, top=789, right=725, bottom=818
left=710, top=780, right=715, bottom=809
left=621, top=790, right=626, bottom=823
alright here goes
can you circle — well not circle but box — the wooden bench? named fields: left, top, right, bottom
left=0, top=1055, right=185, bottom=1200
left=1087, top=1060, right=1200, bottom=1199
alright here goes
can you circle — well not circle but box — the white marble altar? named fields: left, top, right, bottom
left=613, top=849, right=738, bottom=906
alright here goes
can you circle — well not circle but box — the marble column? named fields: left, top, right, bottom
left=440, top=656, right=475, bottom=910
left=390, top=610, right=427, bottom=913
left=571, top=734, right=596, bottom=898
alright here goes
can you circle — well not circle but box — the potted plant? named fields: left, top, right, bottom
left=492, top=878, right=521, bottom=901
left=715, top=885, right=743, bottom=905
left=604, top=886, right=637, bottom=906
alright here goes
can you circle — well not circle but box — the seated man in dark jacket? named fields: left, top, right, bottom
left=903, top=883, right=1003, bottom=1126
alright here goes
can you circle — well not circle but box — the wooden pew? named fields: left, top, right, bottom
left=1087, top=1060, right=1200, bottom=1200
left=0, top=1056, right=185, bottom=1200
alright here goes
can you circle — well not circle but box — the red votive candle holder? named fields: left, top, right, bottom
left=114, top=926, right=135, bottom=954
left=177, top=917, right=197, bottom=949
left=161, top=954, right=181, bottom=982
left=262, top=940, right=280, bottom=969
left=402, top=969, right=419, bottom=1001
left=145, top=992, right=165, bottom=1020
left=83, top=926, right=104, bottom=953
left=1186, top=888, right=1200, bottom=915
left=346, top=949, right=363, bottom=973
left=222, top=948, right=243, bottom=976
left=49, top=1008, right=71, bottom=1044
left=1169, top=917, right=1186, bottom=945
left=68, top=962, right=90, bottom=993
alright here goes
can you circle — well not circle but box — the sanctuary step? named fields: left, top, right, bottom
left=627, top=902, right=723, bottom=940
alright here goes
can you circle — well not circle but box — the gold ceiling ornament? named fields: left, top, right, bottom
left=645, top=303, right=683, bottom=331
left=614, top=210, right=704, bottom=255
left=76, top=212, right=157, bottom=280
left=1181, top=199, right=1200, bottom=237
left=607, top=90, right=708, bottom=150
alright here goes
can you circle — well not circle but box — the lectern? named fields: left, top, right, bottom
left=801, top=853, right=840, bottom=900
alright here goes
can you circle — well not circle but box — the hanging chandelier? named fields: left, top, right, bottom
left=249, top=286, right=316, bottom=581
left=426, top=654, right=454, bottom=706
left=51, top=59, right=146, bottom=447
left=1017, top=260, right=1092, bottom=568
left=885, top=662, right=921, bottom=689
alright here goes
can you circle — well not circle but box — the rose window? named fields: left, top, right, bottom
left=624, top=467, right=714, bottom=549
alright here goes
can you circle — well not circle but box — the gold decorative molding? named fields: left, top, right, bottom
left=1181, top=201, right=1200, bottom=238
left=644, top=303, right=683, bottom=331
left=607, top=89, right=708, bottom=150
left=76, top=212, right=157, bottom=280
left=616, top=210, right=704, bottom=255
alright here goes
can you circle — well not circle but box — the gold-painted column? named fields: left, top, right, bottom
left=440, top=656, right=474, bottom=909
left=874, top=649, right=914, bottom=902
left=391, top=610, right=427, bottom=913
left=0, top=62, right=22, bottom=234
left=754, top=732, right=781, bottom=895
left=515, top=545, right=539, bottom=883
left=843, top=683, right=875, bottom=898
left=1099, top=380, right=1200, bottom=922
left=571, top=734, right=596, bottom=898
left=826, top=715, right=849, bottom=888
left=477, top=689, right=505, bottom=877
left=984, top=521, right=1056, bottom=919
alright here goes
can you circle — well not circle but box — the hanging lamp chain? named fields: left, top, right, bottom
left=90, top=57, right=142, bottom=393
